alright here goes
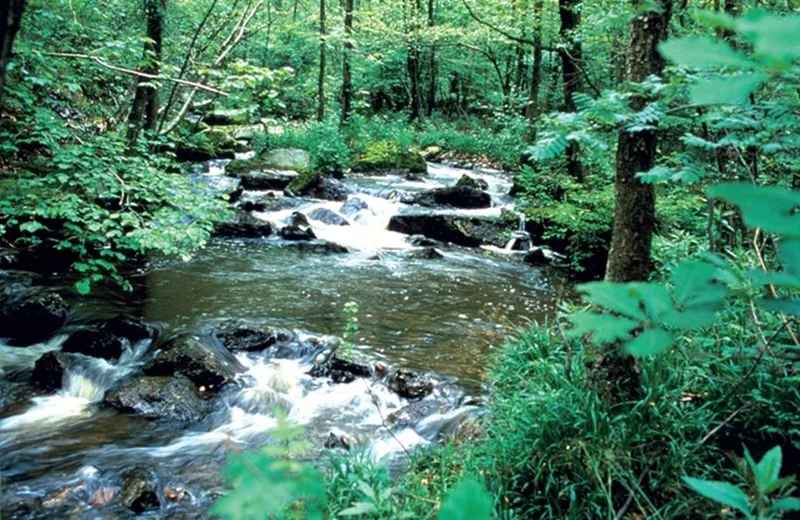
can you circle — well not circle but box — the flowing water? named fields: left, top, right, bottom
left=0, top=160, right=569, bottom=518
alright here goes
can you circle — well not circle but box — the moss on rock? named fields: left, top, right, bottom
left=350, top=141, right=428, bottom=174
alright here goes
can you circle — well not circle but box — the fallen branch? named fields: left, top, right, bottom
left=41, top=52, right=229, bottom=97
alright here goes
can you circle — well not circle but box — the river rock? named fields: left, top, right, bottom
left=523, top=247, right=567, bottom=267
left=142, top=335, right=245, bottom=396
left=386, top=400, right=448, bottom=427
left=309, top=356, right=373, bottom=383
left=410, top=185, right=491, bottom=209
left=121, top=468, right=160, bottom=514
left=388, top=213, right=513, bottom=248
left=406, top=247, right=443, bottom=260
left=203, top=107, right=254, bottom=126
left=288, top=241, right=350, bottom=254
left=105, top=375, right=207, bottom=421
left=0, top=291, right=68, bottom=346
left=406, top=235, right=441, bottom=247
left=97, top=316, right=157, bottom=343
left=234, top=169, right=299, bottom=190
left=0, top=270, right=41, bottom=298
left=456, top=174, right=489, bottom=191
left=61, top=328, right=125, bottom=360
left=191, top=173, right=242, bottom=203
left=213, top=320, right=296, bottom=352
left=215, top=211, right=273, bottom=239
left=323, top=430, right=353, bottom=450
left=307, top=207, right=349, bottom=226
left=285, top=175, right=349, bottom=201
left=279, top=212, right=317, bottom=241
left=31, top=351, right=76, bottom=391
left=264, top=148, right=311, bottom=170
left=339, top=197, right=368, bottom=216
left=388, top=370, right=433, bottom=400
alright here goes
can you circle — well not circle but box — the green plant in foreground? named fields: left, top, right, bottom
left=683, top=446, right=799, bottom=519
left=339, top=301, right=359, bottom=360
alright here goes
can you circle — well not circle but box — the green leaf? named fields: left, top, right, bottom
left=709, top=183, right=800, bottom=237
left=75, top=279, right=92, bottom=295
left=771, top=497, right=800, bottom=512
left=682, top=477, right=752, bottom=515
left=568, top=311, right=638, bottom=344
left=438, top=478, right=493, bottom=520
left=758, top=298, right=800, bottom=318
left=659, top=37, right=755, bottom=69
left=689, top=73, right=767, bottom=105
left=779, top=239, right=800, bottom=278
left=754, top=446, right=782, bottom=494
left=339, top=502, right=379, bottom=516
left=670, top=260, right=728, bottom=308
left=624, top=328, right=675, bottom=357
left=577, top=282, right=647, bottom=319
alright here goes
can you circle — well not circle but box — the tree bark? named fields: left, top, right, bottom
left=606, top=0, right=673, bottom=283
left=0, top=0, right=25, bottom=110
left=525, top=0, right=544, bottom=125
left=340, top=0, right=354, bottom=125
left=559, top=0, right=585, bottom=182
left=406, top=0, right=423, bottom=122
left=128, top=0, right=168, bottom=143
left=317, top=0, right=326, bottom=122
left=425, top=0, right=436, bottom=117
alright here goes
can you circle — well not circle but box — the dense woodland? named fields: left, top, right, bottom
left=1, top=0, right=799, bottom=518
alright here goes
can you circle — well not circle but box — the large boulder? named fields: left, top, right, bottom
left=309, top=356, right=373, bottom=384
left=120, top=468, right=160, bottom=515
left=215, top=211, right=273, bottom=239
left=263, top=148, right=311, bottom=171
left=96, top=316, right=157, bottom=344
left=388, top=370, right=434, bottom=400
left=284, top=174, right=349, bottom=201
left=175, top=129, right=238, bottom=162
left=0, top=291, right=68, bottom=346
left=61, top=328, right=125, bottom=360
left=339, top=197, right=368, bottom=217
left=387, top=213, right=513, bottom=248
left=410, top=186, right=491, bottom=209
left=350, top=141, right=428, bottom=174
left=142, top=335, right=245, bottom=396
left=212, top=321, right=296, bottom=352
left=231, top=169, right=299, bottom=191
left=406, top=247, right=443, bottom=260
left=307, top=207, right=349, bottom=226
left=279, top=212, right=317, bottom=241
left=455, top=174, right=489, bottom=191
left=238, top=193, right=302, bottom=213
left=31, top=351, right=76, bottom=392
left=105, top=375, right=207, bottom=422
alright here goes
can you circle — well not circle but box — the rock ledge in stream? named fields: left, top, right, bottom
left=388, top=370, right=434, bottom=400
left=231, top=169, right=299, bottom=191
left=410, top=185, right=491, bottom=209
left=279, top=212, right=317, bottom=241
left=32, top=351, right=77, bottom=392
left=62, top=328, right=125, bottom=360
left=309, top=356, right=373, bottom=383
left=0, top=290, right=68, bottom=346
left=105, top=375, right=208, bottom=421
left=406, top=247, right=444, bottom=260
left=215, top=211, right=273, bottom=239
left=212, top=320, right=296, bottom=352
left=388, top=213, right=513, bottom=248
left=142, top=335, right=245, bottom=396
left=284, top=175, right=349, bottom=201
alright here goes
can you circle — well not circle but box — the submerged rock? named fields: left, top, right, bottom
left=339, top=197, right=368, bottom=216
left=238, top=193, right=301, bottom=213
left=62, top=328, right=125, bottom=360
left=307, top=207, right=349, bottom=226
left=309, top=356, right=373, bottom=383
left=323, top=430, right=354, bottom=450
left=97, top=316, right=157, bottom=343
left=213, top=321, right=296, bottom=352
left=388, top=370, right=433, bottom=400
left=388, top=213, right=513, bottom=248
left=142, top=335, right=245, bottom=396
left=286, top=241, right=350, bottom=254
left=0, top=291, right=68, bottom=346
left=285, top=174, right=349, bottom=201
left=0, top=270, right=41, bottom=298
left=406, top=235, right=441, bottom=247
left=31, top=351, right=75, bottom=391
left=215, top=211, right=273, bottom=239
left=121, top=468, right=160, bottom=514
left=105, top=375, right=207, bottom=421
left=406, top=247, right=444, bottom=260
left=386, top=400, right=448, bottom=427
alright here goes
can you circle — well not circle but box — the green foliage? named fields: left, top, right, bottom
left=349, top=140, right=426, bottom=174
left=339, top=301, right=359, bottom=360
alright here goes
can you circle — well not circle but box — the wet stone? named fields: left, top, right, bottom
left=121, top=468, right=160, bottom=515
left=307, top=207, right=349, bottom=226
left=31, top=351, right=76, bottom=392
left=406, top=247, right=444, bottom=260
left=62, top=328, right=126, bottom=360
left=104, top=375, right=208, bottom=422
left=309, top=356, right=373, bottom=383
left=388, top=370, right=434, bottom=400
left=213, top=320, right=296, bottom=352
left=0, top=290, right=68, bottom=346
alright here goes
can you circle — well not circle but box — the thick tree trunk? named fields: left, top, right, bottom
left=425, top=0, right=436, bottom=117
left=559, top=0, right=585, bottom=182
left=593, top=0, right=673, bottom=404
left=317, top=0, right=326, bottom=122
left=128, top=0, right=168, bottom=143
left=0, top=0, right=26, bottom=110
left=525, top=0, right=544, bottom=125
left=340, top=0, right=354, bottom=125
left=406, top=0, right=423, bottom=122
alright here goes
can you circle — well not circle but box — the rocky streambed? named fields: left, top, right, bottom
left=0, top=151, right=570, bottom=519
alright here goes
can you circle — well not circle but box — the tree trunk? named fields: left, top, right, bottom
left=606, top=0, right=673, bottom=283
left=559, top=0, right=585, bottom=182
left=425, top=0, right=436, bottom=117
left=317, top=0, right=326, bottom=122
left=525, top=0, right=544, bottom=126
left=128, top=0, right=168, bottom=143
left=406, top=0, right=423, bottom=122
left=0, top=0, right=25, bottom=110
left=340, top=0, right=354, bottom=125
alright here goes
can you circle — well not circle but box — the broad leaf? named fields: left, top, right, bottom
left=771, top=497, right=800, bottom=512
left=690, top=73, right=767, bottom=105
left=659, top=37, right=755, bottom=69
left=438, top=478, right=493, bottom=520
left=568, top=311, right=638, bottom=344
left=758, top=298, right=800, bottom=318
left=624, top=328, right=675, bottom=357
left=577, top=282, right=647, bottom=319
left=339, top=502, right=379, bottom=516
left=709, top=184, right=800, bottom=237
left=754, top=446, right=782, bottom=494
left=682, top=477, right=752, bottom=515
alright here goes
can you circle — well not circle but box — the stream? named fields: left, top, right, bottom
left=0, top=158, right=569, bottom=518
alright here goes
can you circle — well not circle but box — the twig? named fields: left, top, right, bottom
left=753, top=228, right=800, bottom=346
left=40, top=52, right=228, bottom=96
left=363, top=379, right=411, bottom=459
left=699, top=404, right=750, bottom=446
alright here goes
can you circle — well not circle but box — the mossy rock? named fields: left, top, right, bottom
left=350, top=141, right=428, bottom=174
left=227, top=148, right=310, bottom=176
left=175, top=128, right=238, bottom=162
left=285, top=171, right=322, bottom=196
left=204, top=107, right=255, bottom=126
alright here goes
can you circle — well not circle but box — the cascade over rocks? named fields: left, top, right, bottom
left=388, top=370, right=434, bottom=400
left=0, top=291, right=68, bottom=346
left=96, top=316, right=157, bottom=343
left=279, top=212, right=317, bottom=241
left=388, top=213, right=513, bottom=248
left=410, top=184, right=491, bottom=209
left=307, top=207, right=349, bottom=226
left=61, top=328, right=126, bottom=360
left=455, top=174, right=489, bottom=191
left=387, top=400, right=448, bottom=427
left=284, top=175, right=350, bottom=201
left=215, top=211, right=273, bottom=239
left=31, top=351, right=76, bottom=392
left=238, top=193, right=303, bottom=213
left=339, top=197, right=368, bottom=216
left=212, top=320, right=296, bottom=352
left=105, top=375, right=208, bottom=422
left=142, top=335, right=246, bottom=396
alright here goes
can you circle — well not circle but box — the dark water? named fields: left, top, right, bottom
left=0, top=162, right=569, bottom=518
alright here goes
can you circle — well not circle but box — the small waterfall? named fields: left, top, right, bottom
left=504, top=213, right=533, bottom=252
